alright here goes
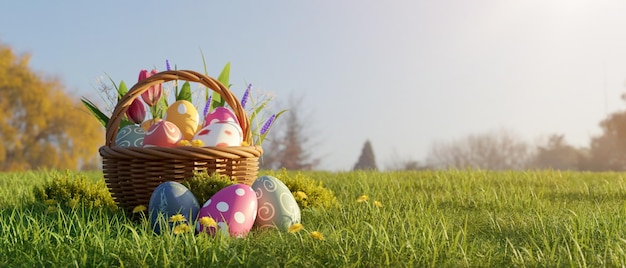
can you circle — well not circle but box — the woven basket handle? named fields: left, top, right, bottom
left=105, top=70, right=251, bottom=147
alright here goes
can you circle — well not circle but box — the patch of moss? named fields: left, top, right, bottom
left=182, top=172, right=236, bottom=204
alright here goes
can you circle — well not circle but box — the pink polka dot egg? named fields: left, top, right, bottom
left=196, top=184, right=258, bottom=238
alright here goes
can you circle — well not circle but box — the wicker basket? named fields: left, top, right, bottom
left=99, top=70, right=263, bottom=213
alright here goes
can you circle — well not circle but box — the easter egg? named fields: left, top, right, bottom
left=148, top=181, right=200, bottom=234
left=164, top=100, right=200, bottom=141
left=141, top=118, right=162, bottom=131
left=196, top=184, right=257, bottom=238
left=204, top=107, right=238, bottom=127
left=143, top=121, right=183, bottom=148
left=252, top=176, right=301, bottom=231
left=193, top=122, right=243, bottom=147
left=115, top=125, right=145, bottom=147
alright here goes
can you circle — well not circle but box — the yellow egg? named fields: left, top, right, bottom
left=163, top=100, right=199, bottom=140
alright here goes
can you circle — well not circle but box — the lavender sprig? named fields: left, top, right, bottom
left=166, top=59, right=171, bottom=71
left=260, top=114, right=276, bottom=135
left=203, top=95, right=212, bottom=117
left=241, top=83, right=251, bottom=109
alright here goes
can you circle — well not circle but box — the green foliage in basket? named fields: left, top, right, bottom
left=177, top=81, right=192, bottom=102
left=80, top=78, right=134, bottom=129
left=32, top=171, right=116, bottom=209
left=268, top=170, right=339, bottom=210
left=182, top=172, right=236, bottom=204
left=81, top=57, right=285, bottom=146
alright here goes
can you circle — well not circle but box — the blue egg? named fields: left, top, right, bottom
left=149, top=181, right=200, bottom=234
left=115, top=125, right=145, bottom=147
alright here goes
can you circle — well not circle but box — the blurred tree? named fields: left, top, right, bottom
left=530, top=134, right=582, bottom=170
left=384, top=151, right=429, bottom=171
left=580, top=110, right=626, bottom=171
left=426, top=129, right=531, bottom=170
left=260, top=95, right=319, bottom=170
left=0, top=43, right=103, bottom=171
left=353, top=140, right=377, bottom=170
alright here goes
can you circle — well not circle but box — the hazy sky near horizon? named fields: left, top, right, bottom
left=3, top=1, right=626, bottom=170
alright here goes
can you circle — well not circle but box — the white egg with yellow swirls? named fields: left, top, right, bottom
left=115, top=125, right=145, bottom=147
left=252, top=175, right=301, bottom=231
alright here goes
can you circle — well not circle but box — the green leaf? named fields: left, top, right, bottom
left=117, top=81, right=128, bottom=101
left=154, top=94, right=168, bottom=119
left=199, top=50, right=210, bottom=102
left=177, top=82, right=192, bottom=102
left=249, top=98, right=273, bottom=134
left=104, top=73, right=118, bottom=91
left=80, top=98, right=109, bottom=127
left=211, top=62, right=230, bottom=110
left=119, top=119, right=134, bottom=128
left=217, top=62, right=230, bottom=87
left=250, top=98, right=272, bottom=121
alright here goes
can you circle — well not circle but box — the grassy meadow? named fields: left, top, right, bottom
left=2, top=170, right=626, bottom=267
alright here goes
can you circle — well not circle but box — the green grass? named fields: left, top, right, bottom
left=3, top=170, right=626, bottom=267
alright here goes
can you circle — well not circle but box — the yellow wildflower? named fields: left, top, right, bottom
left=132, top=205, right=147, bottom=213
left=310, top=231, right=325, bottom=241
left=199, top=216, right=217, bottom=228
left=357, top=195, right=369, bottom=203
left=295, top=191, right=308, bottom=199
left=46, top=206, right=57, bottom=213
left=191, top=139, right=204, bottom=147
left=374, top=201, right=383, bottom=208
left=177, top=140, right=192, bottom=146
left=68, top=198, right=79, bottom=208
left=44, top=199, right=56, bottom=205
left=173, top=223, right=191, bottom=235
left=288, top=223, right=304, bottom=233
left=241, top=141, right=249, bottom=146
left=169, top=214, right=186, bottom=223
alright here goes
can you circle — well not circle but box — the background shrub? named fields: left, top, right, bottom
left=265, top=170, right=338, bottom=209
left=32, top=171, right=116, bottom=209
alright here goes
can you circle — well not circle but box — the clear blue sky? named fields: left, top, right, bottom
left=3, top=1, right=626, bottom=170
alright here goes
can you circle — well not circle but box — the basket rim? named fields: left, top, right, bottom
left=99, top=144, right=263, bottom=160
left=104, top=70, right=251, bottom=147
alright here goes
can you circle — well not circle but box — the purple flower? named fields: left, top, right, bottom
left=203, top=95, right=212, bottom=117
left=166, top=60, right=171, bottom=71
left=241, top=83, right=251, bottom=109
left=260, top=114, right=276, bottom=135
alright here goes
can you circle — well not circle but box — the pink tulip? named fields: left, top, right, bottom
left=139, top=69, right=162, bottom=106
left=126, top=98, right=146, bottom=124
